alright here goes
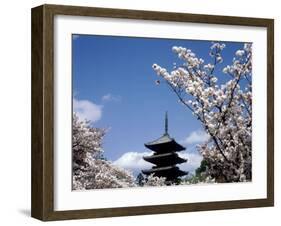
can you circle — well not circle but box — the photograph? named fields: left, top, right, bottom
left=71, top=34, right=252, bottom=190
left=30, top=4, right=274, bottom=221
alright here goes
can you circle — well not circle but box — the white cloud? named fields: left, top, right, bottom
left=73, top=98, right=102, bottom=123
left=182, top=130, right=210, bottom=145
left=101, top=93, right=121, bottom=102
left=113, top=151, right=153, bottom=174
left=178, top=152, right=203, bottom=173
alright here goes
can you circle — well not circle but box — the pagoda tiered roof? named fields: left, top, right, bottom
left=143, top=152, right=187, bottom=165
left=142, top=112, right=188, bottom=183
left=142, top=166, right=187, bottom=178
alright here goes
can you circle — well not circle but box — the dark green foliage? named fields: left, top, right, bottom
left=195, top=159, right=208, bottom=177
left=136, top=173, right=145, bottom=186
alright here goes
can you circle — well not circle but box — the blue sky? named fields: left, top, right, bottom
left=72, top=34, right=246, bottom=175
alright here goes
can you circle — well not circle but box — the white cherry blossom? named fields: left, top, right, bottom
left=152, top=42, right=252, bottom=183
left=72, top=113, right=136, bottom=190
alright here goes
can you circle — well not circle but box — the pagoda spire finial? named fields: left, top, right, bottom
left=164, top=111, right=168, bottom=135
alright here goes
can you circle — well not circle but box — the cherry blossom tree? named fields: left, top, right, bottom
left=72, top=113, right=136, bottom=190
left=152, top=42, right=252, bottom=183
left=142, top=173, right=166, bottom=187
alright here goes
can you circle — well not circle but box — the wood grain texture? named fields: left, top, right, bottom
left=31, top=5, right=44, bottom=220
left=31, top=4, right=274, bottom=221
left=266, top=19, right=274, bottom=206
left=31, top=5, right=54, bottom=220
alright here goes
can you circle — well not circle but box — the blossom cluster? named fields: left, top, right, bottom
left=72, top=113, right=136, bottom=190
left=142, top=173, right=167, bottom=187
left=152, top=42, right=252, bottom=183
left=73, top=158, right=136, bottom=190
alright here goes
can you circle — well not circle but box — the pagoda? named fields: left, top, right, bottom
left=142, top=112, right=187, bottom=183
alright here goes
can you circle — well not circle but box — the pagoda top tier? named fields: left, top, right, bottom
left=145, top=133, right=185, bottom=152
left=144, top=112, right=185, bottom=152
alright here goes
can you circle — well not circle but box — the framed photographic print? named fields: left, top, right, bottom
left=31, top=4, right=274, bottom=221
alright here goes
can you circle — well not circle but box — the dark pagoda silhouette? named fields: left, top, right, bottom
left=142, top=112, right=188, bottom=183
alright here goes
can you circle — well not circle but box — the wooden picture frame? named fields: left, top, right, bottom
left=31, top=4, right=274, bottom=221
